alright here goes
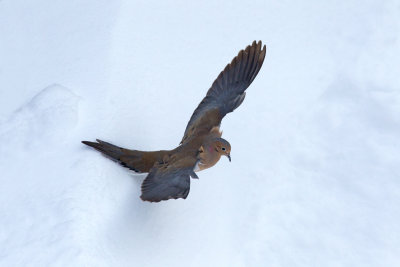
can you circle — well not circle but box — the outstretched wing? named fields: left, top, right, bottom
left=140, top=159, right=198, bottom=202
left=181, top=41, right=266, bottom=144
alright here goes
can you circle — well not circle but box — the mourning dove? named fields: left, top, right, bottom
left=82, top=41, right=266, bottom=202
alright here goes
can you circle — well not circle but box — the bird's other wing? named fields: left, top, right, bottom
left=180, top=41, right=266, bottom=144
left=140, top=158, right=198, bottom=202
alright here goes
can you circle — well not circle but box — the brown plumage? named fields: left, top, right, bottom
left=82, top=41, right=266, bottom=202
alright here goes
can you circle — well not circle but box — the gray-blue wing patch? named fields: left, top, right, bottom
left=140, top=166, right=193, bottom=202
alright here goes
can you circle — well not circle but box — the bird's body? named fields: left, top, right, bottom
left=192, top=126, right=223, bottom=171
left=82, top=41, right=266, bottom=202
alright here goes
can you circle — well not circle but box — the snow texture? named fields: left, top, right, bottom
left=1, top=0, right=400, bottom=266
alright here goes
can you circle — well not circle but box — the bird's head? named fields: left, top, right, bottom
left=213, top=138, right=231, bottom=162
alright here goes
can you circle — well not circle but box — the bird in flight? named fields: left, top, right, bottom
left=82, top=41, right=266, bottom=202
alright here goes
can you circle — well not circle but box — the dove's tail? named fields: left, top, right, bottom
left=81, top=139, right=169, bottom=173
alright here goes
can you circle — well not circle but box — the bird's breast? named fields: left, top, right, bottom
left=194, top=149, right=222, bottom=172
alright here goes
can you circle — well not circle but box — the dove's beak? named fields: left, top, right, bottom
left=227, top=154, right=231, bottom=162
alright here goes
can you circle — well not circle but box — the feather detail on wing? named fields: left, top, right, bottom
left=140, top=159, right=198, bottom=202
left=181, top=41, right=266, bottom=144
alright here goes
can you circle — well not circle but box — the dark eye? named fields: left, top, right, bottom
left=221, top=147, right=226, bottom=151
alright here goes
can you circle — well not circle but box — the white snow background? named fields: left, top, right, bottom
left=1, top=0, right=400, bottom=266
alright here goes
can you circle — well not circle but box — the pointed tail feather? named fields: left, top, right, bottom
left=81, top=139, right=169, bottom=173
left=82, top=139, right=122, bottom=160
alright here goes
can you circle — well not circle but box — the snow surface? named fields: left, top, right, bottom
left=1, top=0, right=400, bottom=266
